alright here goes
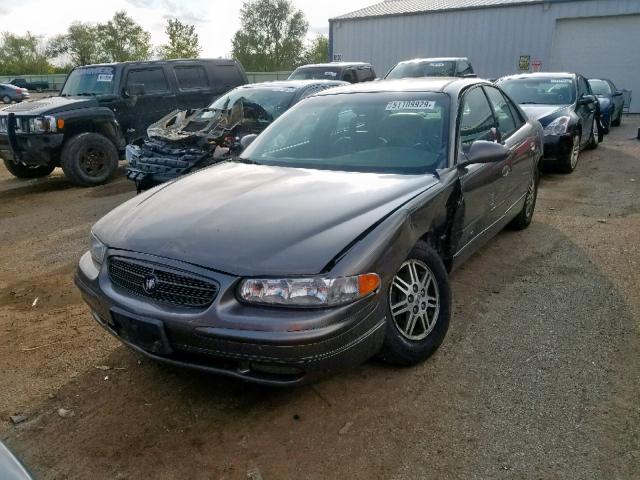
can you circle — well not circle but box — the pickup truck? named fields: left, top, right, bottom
left=10, top=78, right=49, bottom=92
left=0, top=58, right=247, bottom=186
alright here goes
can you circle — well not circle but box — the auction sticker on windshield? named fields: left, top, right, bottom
left=97, top=74, right=113, bottom=82
left=386, top=100, right=436, bottom=111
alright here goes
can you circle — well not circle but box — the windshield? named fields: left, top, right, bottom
left=289, top=67, right=341, bottom=80
left=205, top=87, right=296, bottom=121
left=61, top=67, right=115, bottom=96
left=241, top=91, right=450, bottom=175
left=588, top=79, right=611, bottom=96
left=385, top=61, right=456, bottom=79
left=499, top=77, right=576, bottom=105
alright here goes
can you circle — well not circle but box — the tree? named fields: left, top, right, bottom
left=98, top=11, right=152, bottom=62
left=47, top=22, right=106, bottom=67
left=0, top=32, right=52, bottom=75
left=303, top=35, right=328, bottom=64
left=158, top=18, right=201, bottom=59
left=231, top=0, right=308, bottom=71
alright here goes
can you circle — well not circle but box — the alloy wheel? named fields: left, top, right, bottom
left=570, top=134, right=580, bottom=169
left=524, top=174, right=537, bottom=220
left=389, top=259, right=440, bottom=341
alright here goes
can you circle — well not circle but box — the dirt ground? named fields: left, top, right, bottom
left=1, top=119, right=639, bottom=479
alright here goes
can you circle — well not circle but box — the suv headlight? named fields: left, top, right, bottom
left=28, top=115, right=57, bottom=133
left=90, top=233, right=107, bottom=265
left=239, top=273, right=380, bottom=307
left=543, top=116, right=570, bottom=136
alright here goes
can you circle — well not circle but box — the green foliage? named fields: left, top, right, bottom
left=231, top=0, right=308, bottom=71
left=158, top=18, right=202, bottom=60
left=0, top=32, right=52, bottom=75
left=303, top=35, right=328, bottom=64
left=98, top=11, right=152, bottom=62
left=47, top=22, right=107, bottom=67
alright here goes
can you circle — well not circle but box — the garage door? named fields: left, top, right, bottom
left=550, top=14, right=640, bottom=113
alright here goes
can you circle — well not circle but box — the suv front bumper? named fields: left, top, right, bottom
left=0, top=132, right=63, bottom=165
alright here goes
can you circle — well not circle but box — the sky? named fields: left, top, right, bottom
left=0, top=0, right=375, bottom=58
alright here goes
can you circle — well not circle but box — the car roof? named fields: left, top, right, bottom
left=74, top=58, right=239, bottom=69
left=395, top=57, right=469, bottom=64
left=294, top=62, right=372, bottom=69
left=237, top=79, right=348, bottom=90
left=314, top=77, right=486, bottom=96
left=498, top=72, right=576, bottom=81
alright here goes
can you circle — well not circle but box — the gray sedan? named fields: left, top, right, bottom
left=76, top=78, right=542, bottom=385
left=0, top=84, right=29, bottom=104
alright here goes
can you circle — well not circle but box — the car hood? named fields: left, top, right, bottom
left=95, top=162, right=438, bottom=276
left=519, top=104, right=572, bottom=126
left=0, top=96, right=97, bottom=116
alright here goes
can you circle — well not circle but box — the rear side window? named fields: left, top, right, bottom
left=212, top=64, right=243, bottom=89
left=457, top=61, right=474, bottom=76
left=459, top=87, right=496, bottom=153
left=126, top=68, right=168, bottom=94
left=174, top=66, right=208, bottom=90
left=342, top=69, right=357, bottom=83
left=484, top=86, right=518, bottom=139
left=357, top=67, right=375, bottom=82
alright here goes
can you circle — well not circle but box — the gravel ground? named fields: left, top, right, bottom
left=0, top=118, right=638, bottom=479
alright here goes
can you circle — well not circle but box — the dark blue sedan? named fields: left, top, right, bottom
left=588, top=78, right=625, bottom=133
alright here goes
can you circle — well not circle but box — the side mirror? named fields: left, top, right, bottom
left=125, top=83, right=145, bottom=97
left=613, top=91, right=623, bottom=97
left=239, top=134, right=258, bottom=150
left=458, top=140, right=509, bottom=168
left=578, top=94, right=596, bottom=105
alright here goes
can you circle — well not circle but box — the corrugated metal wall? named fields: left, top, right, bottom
left=331, top=0, right=640, bottom=111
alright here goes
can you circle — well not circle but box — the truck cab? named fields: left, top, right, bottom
left=0, top=58, right=247, bottom=186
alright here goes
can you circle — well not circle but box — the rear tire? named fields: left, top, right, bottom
left=379, top=241, right=451, bottom=366
left=3, top=159, right=55, bottom=179
left=60, top=133, right=118, bottom=187
left=509, top=167, right=539, bottom=230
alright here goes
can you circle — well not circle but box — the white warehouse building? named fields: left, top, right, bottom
left=329, top=0, right=640, bottom=112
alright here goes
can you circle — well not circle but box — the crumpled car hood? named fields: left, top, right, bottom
left=95, top=162, right=438, bottom=276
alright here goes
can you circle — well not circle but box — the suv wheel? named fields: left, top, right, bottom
left=3, top=159, right=55, bottom=179
left=61, top=133, right=118, bottom=187
left=379, top=241, right=451, bottom=366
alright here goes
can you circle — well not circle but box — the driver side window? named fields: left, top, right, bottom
left=458, top=87, right=496, bottom=154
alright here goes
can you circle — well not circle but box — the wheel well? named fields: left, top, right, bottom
left=63, top=121, right=122, bottom=151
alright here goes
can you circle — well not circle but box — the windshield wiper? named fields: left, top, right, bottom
left=232, top=157, right=262, bottom=165
left=519, top=101, right=542, bottom=104
left=75, top=92, right=97, bottom=96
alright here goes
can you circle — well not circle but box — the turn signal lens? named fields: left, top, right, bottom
left=57, top=118, right=65, bottom=129
left=358, top=273, right=381, bottom=296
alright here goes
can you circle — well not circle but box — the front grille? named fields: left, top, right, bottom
left=108, top=257, right=219, bottom=308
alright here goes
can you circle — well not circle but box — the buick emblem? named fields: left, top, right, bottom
left=143, top=274, right=159, bottom=294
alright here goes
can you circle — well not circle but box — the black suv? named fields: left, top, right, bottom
left=0, top=58, right=247, bottom=186
left=288, top=62, right=376, bottom=83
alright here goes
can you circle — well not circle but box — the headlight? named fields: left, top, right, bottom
left=543, top=116, right=570, bottom=136
left=28, top=115, right=57, bottom=133
left=239, top=273, right=381, bottom=307
left=90, top=233, right=107, bottom=265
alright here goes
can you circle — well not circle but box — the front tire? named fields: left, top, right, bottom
left=60, top=133, right=118, bottom=187
left=587, top=117, right=600, bottom=150
left=611, top=110, right=622, bottom=127
left=3, top=159, right=55, bottom=179
left=2, top=95, right=11, bottom=104
left=558, top=132, right=580, bottom=174
left=379, top=241, right=451, bottom=366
